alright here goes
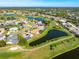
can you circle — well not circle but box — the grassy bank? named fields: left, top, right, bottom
left=1, top=36, right=79, bottom=59
left=51, top=37, right=79, bottom=59
left=0, top=51, right=21, bottom=59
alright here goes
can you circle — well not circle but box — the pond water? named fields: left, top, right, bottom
left=53, top=47, right=79, bottom=59
left=3, top=14, right=16, bottom=16
left=29, top=30, right=68, bottom=46
left=27, top=16, right=45, bottom=22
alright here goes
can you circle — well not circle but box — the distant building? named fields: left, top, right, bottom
left=9, top=27, right=18, bottom=32
left=31, top=29, right=40, bottom=34
left=0, top=28, right=5, bottom=35
left=0, top=35, right=6, bottom=40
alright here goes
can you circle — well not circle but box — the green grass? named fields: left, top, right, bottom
left=50, top=37, right=79, bottom=59
left=27, top=20, right=72, bottom=48
left=0, top=36, right=79, bottom=59
left=0, top=51, right=21, bottom=59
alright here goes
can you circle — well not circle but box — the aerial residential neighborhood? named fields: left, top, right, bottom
left=0, top=12, right=46, bottom=44
left=0, top=8, right=78, bottom=59
left=0, top=0, right=79, bottom=59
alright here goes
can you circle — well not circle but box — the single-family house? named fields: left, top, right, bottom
left=0, top=28, right=5, bottom=35
left=0, top=35, right=6, bottom=40
left=6, top=34, right=18, bottom=44
left=9, top=27, right=18, bottom=32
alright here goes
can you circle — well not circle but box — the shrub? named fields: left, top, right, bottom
left=0, top=40, right=6, bottom=47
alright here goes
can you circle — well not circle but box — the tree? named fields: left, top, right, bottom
left=18, top=35, right=28, bottom=47
left=7, top=17, right=11, bottom=20
left=11, top=16, right=16, bottom=20
left=44, top=20, right=51, bottom=26
left=0, top=16, right=5, bottom=20
left=50, top=45, right=53, bottom=50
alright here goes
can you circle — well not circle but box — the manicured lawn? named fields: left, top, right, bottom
left=0, top=51, right=21, bottom=59
left=23, top=37, right=79, bottom=59
left=0, top=36, right=79, bottom=59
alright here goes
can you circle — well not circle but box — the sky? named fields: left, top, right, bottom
left=0, top=0, right=79, bottom=7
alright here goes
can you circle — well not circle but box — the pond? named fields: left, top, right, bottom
left=3, top=14, right=16, bottom=16
left=29, top=30, right=68, bottom=46
left=53, top=47, right=79, bottom=59
left=27, top=16, right=45, bottom=22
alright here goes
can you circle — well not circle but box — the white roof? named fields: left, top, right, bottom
left=10, top=27, right=18, bottom=31
left=0, top=36, right=5, bottom=40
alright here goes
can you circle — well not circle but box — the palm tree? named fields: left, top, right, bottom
left=0, top=16, right=5, bottom=20
left=7, top=17, right=11, bottom=20
left=11, top=16, right=16, bottom=20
